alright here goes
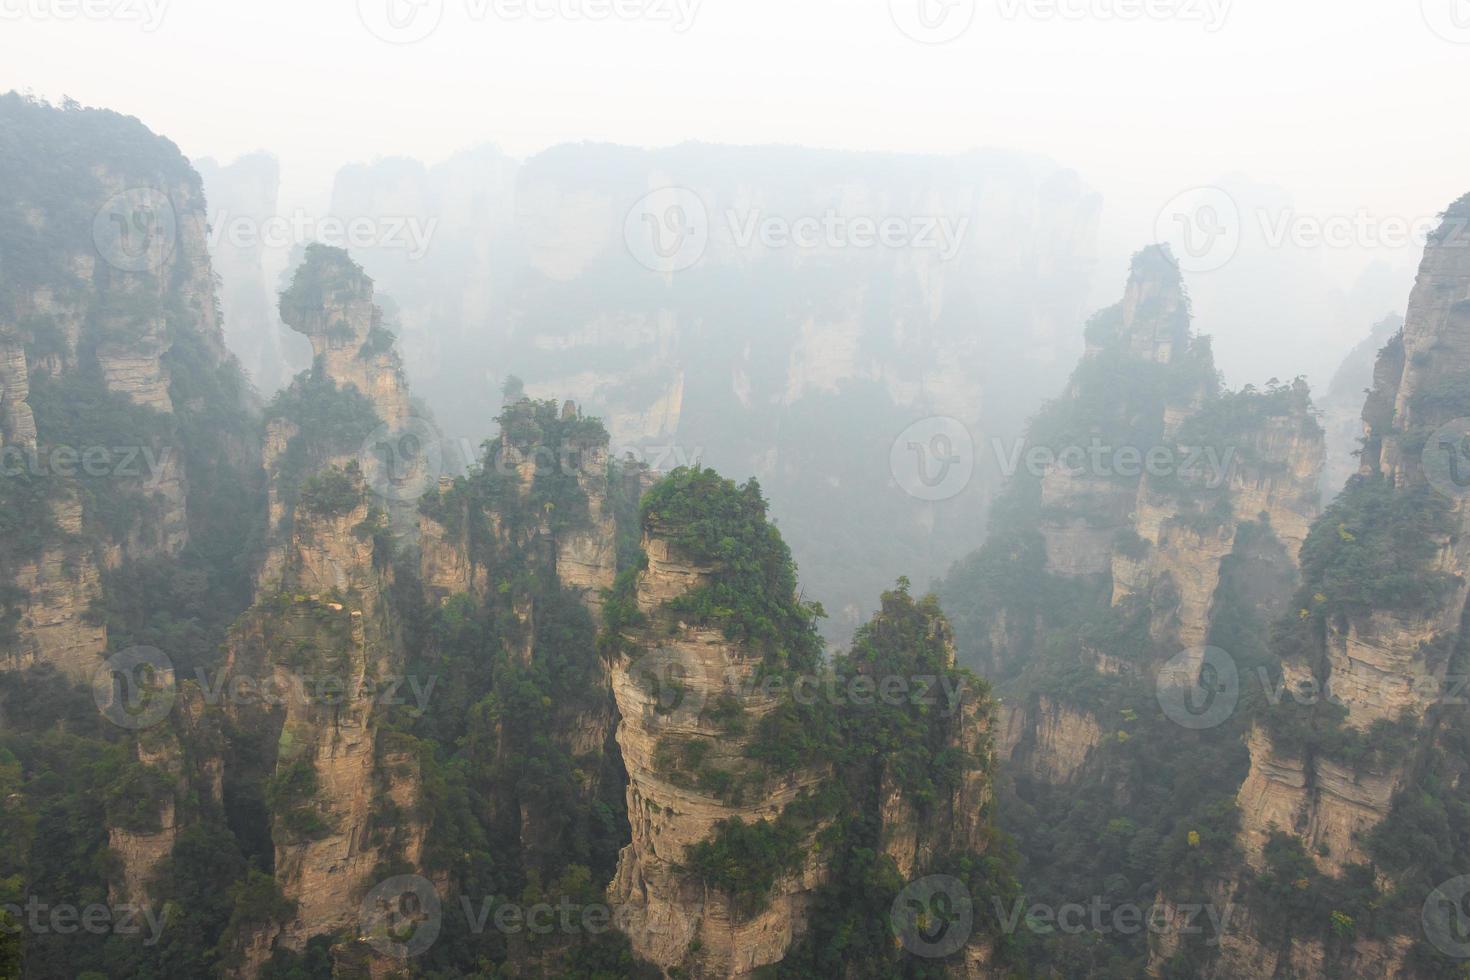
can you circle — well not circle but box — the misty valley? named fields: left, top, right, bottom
left=3, top=6, right=1470, bottom=978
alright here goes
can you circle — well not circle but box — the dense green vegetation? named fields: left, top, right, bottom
left=683, top=815, right=811, bottom=918
left=263, top=364, right=382, bottom=525
left=759, top=583, right=1019, bottom=977
left=1245, top=462, right=1470, bottom=974
left=1296, top=475, right=1455, bottom=618
left=0, top=674, right=252, bottom=978
left=0, top=94, right=279, bottom=977
left=296, top=464, right=366, bottom=518
left=610, top=468, right=1012, bottom=972
left=638, top=467, right=825, bottom=670
left=420, top=396, right=608, bottom=550
left=277, top=243, right=367, bottom=326
left=931, top=267, right=1347, bottom=974
left=375, top=406, right=646, bottom=977
left=973, top=527, right=1279, bottom=977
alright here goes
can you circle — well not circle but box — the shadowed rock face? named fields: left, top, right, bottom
left=0, top=95, right=251, bottom=681
left=1317, top=314, right=1402, bottom=503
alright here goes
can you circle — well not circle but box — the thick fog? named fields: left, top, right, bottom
left=9, top=3, right=1470, bottom=977
left=7, top=0, right=1469, bottom=636
left=9, top=0, right=1467, bottom=384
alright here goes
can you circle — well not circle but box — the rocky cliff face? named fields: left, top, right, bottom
left=604, top=472, right=1005, bottom=978
left=1235, top=197, right=1470, bottom=857
left=278, top=250, right=412, bottom=434
left=0, top=94, right=251, bottom=681
left=607, top=522, right=834, bottom=976
left=1112, top=395, right=1323, bottom=652
left=1317, top=314, right=1402, bottom=502
left=949, top=245, right=1323, bottom=769
left=936, top=245, right=1337, bottom=977
left=997, top=695, right=1105, bottom=784
left=106, top=683, right=228, bottom=908
left=1200, top=196, right=1470, bottom=977
left=217, top=247, right=429, bottom=972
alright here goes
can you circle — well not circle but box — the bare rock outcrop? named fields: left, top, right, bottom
left=997, top=694, right=1104, bottom=784
left=224, top=248, right=427, bottom=970
left=608, top=526, right=833, bottom=977
left=1235, top=198, right=1470, bottom=882
left=1211, top=196, right=1470, bottom=978
left=2, top=497, right=107, bottom=679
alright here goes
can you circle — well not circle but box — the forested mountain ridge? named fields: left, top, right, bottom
left=937, top=203, right=1470, bottom=977
left=0, top=96, right=1011, bottom=979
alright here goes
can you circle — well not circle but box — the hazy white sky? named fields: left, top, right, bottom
left=3, top=0, right=1464, bottom=201
left=4, top=0, right=1468, bottom=381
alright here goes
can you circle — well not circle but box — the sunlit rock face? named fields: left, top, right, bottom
left=607, top=521, right=835, bottom=977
